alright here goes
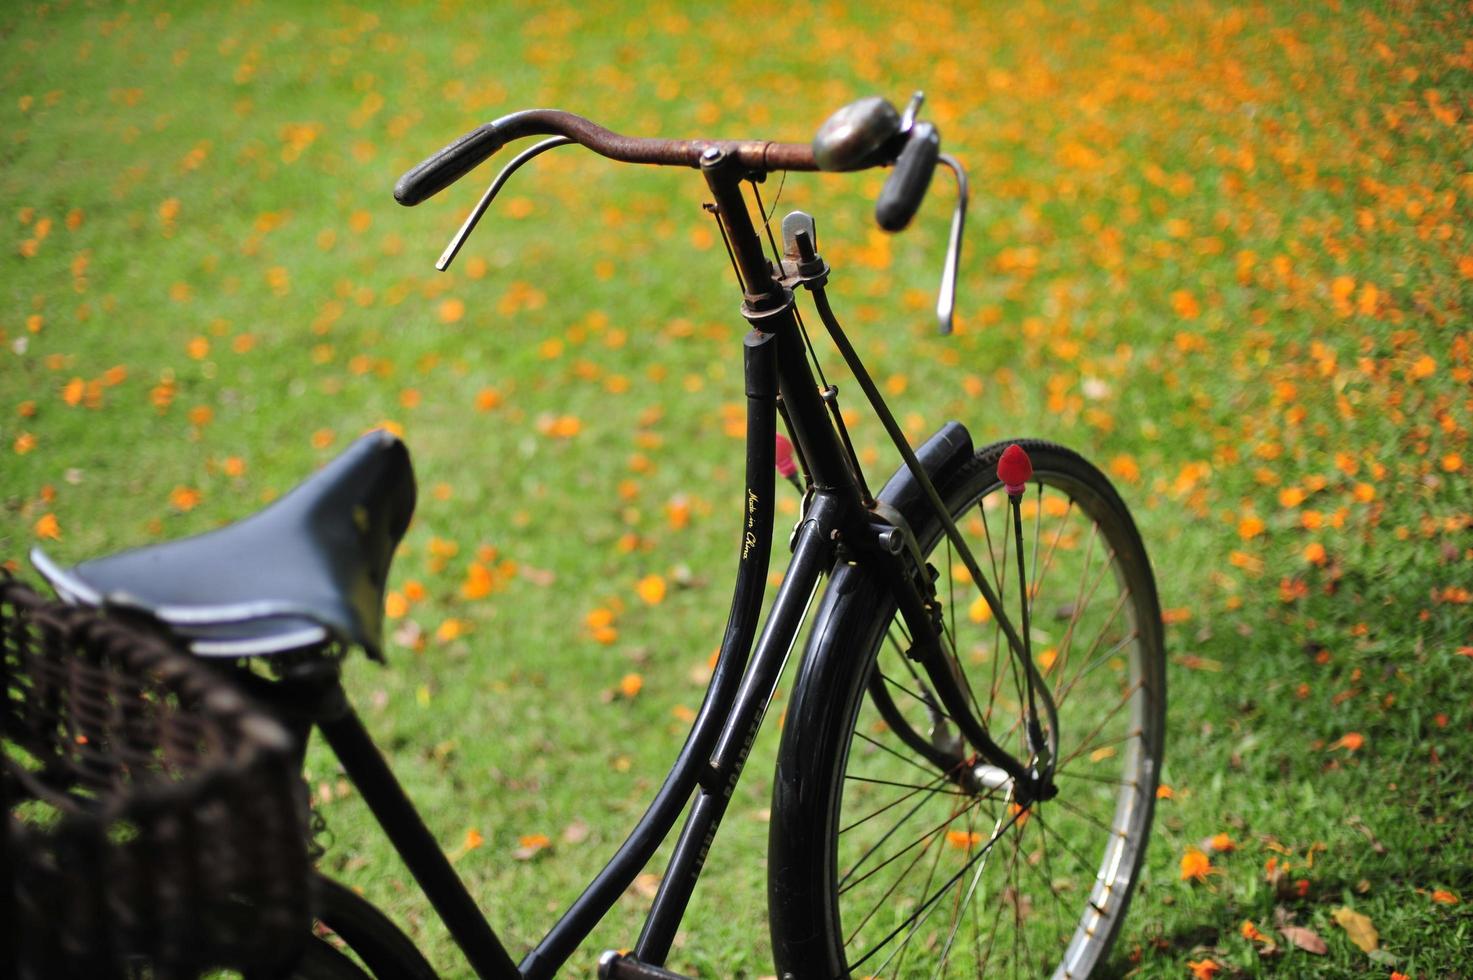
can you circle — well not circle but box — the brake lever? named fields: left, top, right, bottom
left=899, top=90, right=925, bottom=133
left=935, top=153, right=968, bottom=335
left=435, top=136, right=574, bottom=271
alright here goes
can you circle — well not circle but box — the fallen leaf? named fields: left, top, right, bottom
left=391, top=619, right=424, bottom=651
left=34, top=513, right=61, bottom=540
left=1180, top=848, right=1216, bottom=882
left=1204, top=832, right=1236, bottom=853
left=512, top=833, right=552, bottom=861
left=1186, top=959, right=1220, bottom=980
left=1332, top=906, right=1378, bottom=952
left=561, top=819, right=590, bottom=845
left=635, top=573, right=666, bottom=605
left=1279, top=925, right=1327, bottom=954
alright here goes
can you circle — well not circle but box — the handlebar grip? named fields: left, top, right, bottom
left=874, top=122, right=940, bottom=232
left=394, top=123, right=508, bottom=206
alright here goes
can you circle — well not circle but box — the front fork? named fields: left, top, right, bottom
left=846, top=509, right=1056, bottom=805
left=771, top=221, right=1055, bottom=805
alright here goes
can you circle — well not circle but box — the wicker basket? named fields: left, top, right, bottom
left=2, top=575, right=313, bottom=979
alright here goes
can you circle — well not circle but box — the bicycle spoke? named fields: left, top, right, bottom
left=1055, top=628, right=1139, bottom=712
left=803, top=447, right=1164, bottom=980
left=845, top=812, right=951, bottom=945
left=979, top=498, right=1010, bottom=725
left=932, top=802, right=994, bottom=979
left=854, top=729, right=948, bottom=781
left=847, top=792, right=985, bottom=951
left=1048, top=531, right=1107, bottom=682
left=1035, top=800, right=1069, bottom=952
left=850, top=804, right=1028, bottom=975
left=1058, top=717, right=1143, bottom=772
left=1008, top=815, right=1024, bottom=978
left=1028, top=496, right=1073, bottom=623
left=841, top=790, right=976, bottom=895
left=844, top=773, right=971, bottom=798
left=890, top=795, right=956, bottom=979
left=840, top=770, right=960, bottom=835
left=1027, top=808, right=1102, bottom=879
left=879, top=671, right=958, bottom=728
left=1028, top=482, right=1044, bottom=619
left=1045, top=792, right=1121, bottom=838
left=1055, top=768, right=1139, bottom=788
left=1056, top=666, right=1140, bottom=743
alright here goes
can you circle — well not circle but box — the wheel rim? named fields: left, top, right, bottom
left=830, top=461, right=1161, bottom=979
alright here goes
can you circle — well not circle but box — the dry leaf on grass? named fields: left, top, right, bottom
left=512, top=833, right=552, bottom=861
left=561, top=818, right=590, bottom=845
left=1332, top=906, right=1378, bottom=952
left=1280, top=925, right=1327, bottom=954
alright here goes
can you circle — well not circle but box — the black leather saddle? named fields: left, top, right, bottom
left=32, top=430, right=416, bottom=660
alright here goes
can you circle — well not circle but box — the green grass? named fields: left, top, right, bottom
left=3, top=1, right=1471, bottom=977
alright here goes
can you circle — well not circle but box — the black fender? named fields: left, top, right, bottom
left=768, top=421, right=973, bottom=977
left=867, top=420, right=973, bottom=524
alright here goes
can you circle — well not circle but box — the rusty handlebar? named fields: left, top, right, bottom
left=393, top=109, right=819, bottom=207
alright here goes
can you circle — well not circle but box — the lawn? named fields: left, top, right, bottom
left=3, top=1, right=1470, bottom=977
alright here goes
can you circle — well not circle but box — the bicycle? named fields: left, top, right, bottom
left=28, top=93, right=1165, bottom=979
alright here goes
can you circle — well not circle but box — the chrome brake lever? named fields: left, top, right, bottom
left=899, top=90, right=925, bottom=133
left=436, top=136, right=574, bottom=272
left=936, top=153, right=968, bottom=335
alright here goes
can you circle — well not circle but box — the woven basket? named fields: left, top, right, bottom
left=2, top=575, right=313, bottom=979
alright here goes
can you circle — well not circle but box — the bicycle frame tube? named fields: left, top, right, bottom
left=630, top=157, right=883, bottom=965
left=527, top=156, right=876, bottom=976
left=318, top=702, right=522, bottom=979
left=634, top=497, right=834, bottom=963
left=521, top=324, right=785, bottom=978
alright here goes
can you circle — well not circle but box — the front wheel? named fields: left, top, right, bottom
left=770, top=440, right=1165, bottom=979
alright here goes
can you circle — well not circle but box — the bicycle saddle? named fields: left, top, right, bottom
left=31, top=429, right=416, bottom=661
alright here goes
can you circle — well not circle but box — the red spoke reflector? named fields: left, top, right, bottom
left=998, top=444, right=1033, bottom=496
left=776, top=433, right=798, bottom=479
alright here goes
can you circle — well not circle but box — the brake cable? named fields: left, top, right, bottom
left=436, top=135, right=574, bottom=271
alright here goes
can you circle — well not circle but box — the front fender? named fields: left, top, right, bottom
left=768, top=420, right=974, bottom=975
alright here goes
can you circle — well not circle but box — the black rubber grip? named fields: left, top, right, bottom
left=874, top=122, right=940, bottom=232
left=393, top=123, right=508, bottom=206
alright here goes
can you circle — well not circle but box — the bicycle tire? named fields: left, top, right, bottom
left=770, top=439, right=1165, bottom=979
left=287, top=939, right=375, bottom=980
left=314, top=873, right=440, bottom=979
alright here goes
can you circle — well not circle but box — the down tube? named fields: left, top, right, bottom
left=634, top=501, right=836, bottom=964
left=519, top=329, right=778, bottom=980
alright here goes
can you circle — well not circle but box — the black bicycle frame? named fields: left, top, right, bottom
left=296, top=150, right=959, bottom=980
